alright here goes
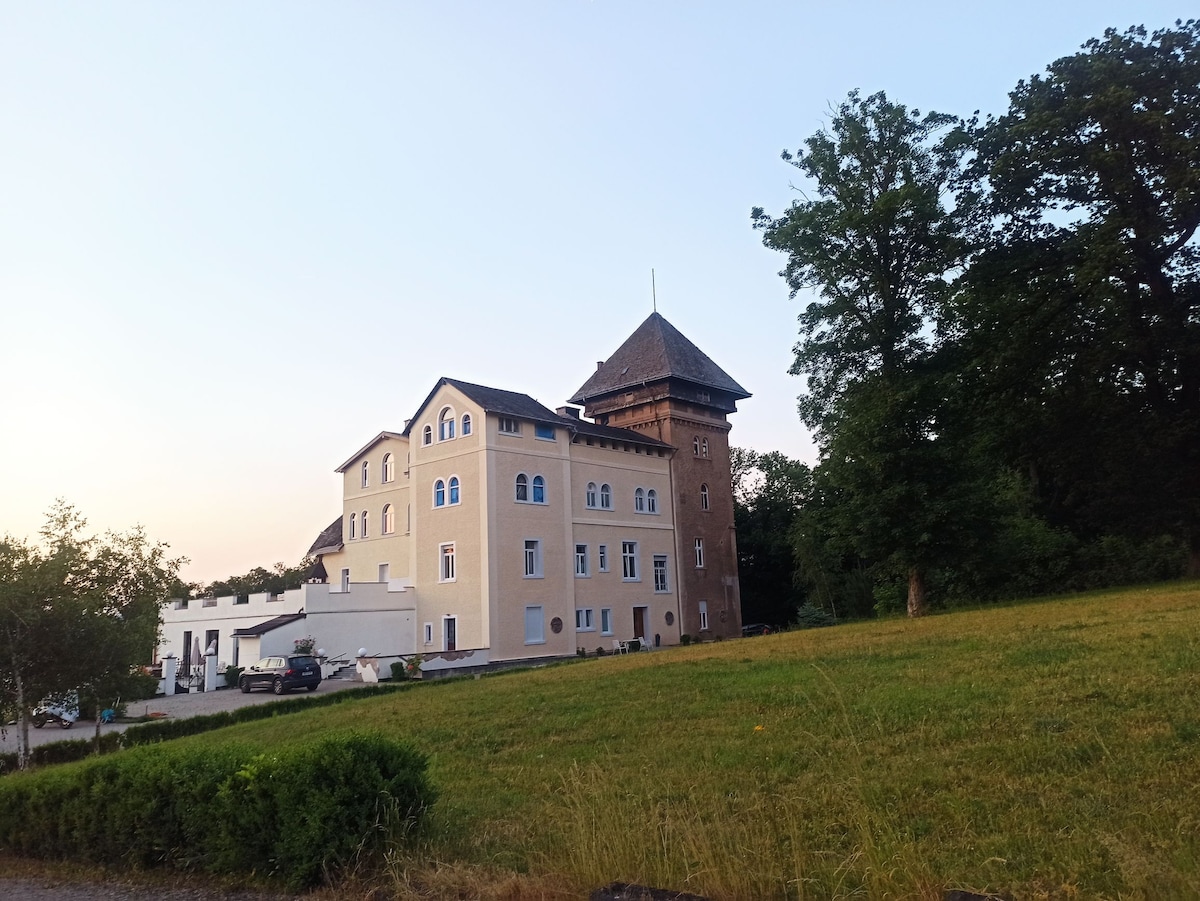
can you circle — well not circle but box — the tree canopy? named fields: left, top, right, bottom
left=0, top=503, right=183, bottom=768
left=755, top=20, right=1199, bottom=618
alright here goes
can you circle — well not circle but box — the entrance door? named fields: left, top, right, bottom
left=444, top=617, right=457, bottom=652
left=633, top=607, right=647, bottom=640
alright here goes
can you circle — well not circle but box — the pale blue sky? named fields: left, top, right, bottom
left=1, top=2, right=1183, bottom=583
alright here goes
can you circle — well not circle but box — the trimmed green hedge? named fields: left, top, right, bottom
left=0, top=731, right=434, bottom=890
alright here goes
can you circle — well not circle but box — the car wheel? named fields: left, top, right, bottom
left=32, top=715, right=46, bottom=729
left=60, top=719, right=73, bottom=729
left=273, top=677, right=285, bottom=695
left=239, top=677, right=251, bottom=693
left=306, top=684, right=318, bottom=691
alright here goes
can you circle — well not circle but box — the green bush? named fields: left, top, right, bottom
left=224, top=665, right=244, bottom=687
left=679, top=633, right=692, bottom=645
left=0, top=732, right=434, bottom=890
left=793, top=603, right=838, bottom=629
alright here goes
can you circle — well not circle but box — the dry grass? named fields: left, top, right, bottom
left=173, top=582, right=1200, bottom=898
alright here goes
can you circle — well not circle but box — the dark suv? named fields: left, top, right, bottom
left=238, top=655, right=321, bottom=694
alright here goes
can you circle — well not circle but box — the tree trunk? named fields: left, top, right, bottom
left=12, top=659, right=30, bottom=771
left=906, top=567, right=928, bottom=618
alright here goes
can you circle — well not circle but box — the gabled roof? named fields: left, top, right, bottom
left=335, top=431, right=406, bottom=474
left=232, top=612, right=306, bottom=638
left=402, top=377, right=563, bottom=436
left=569, top=312, right=750, bottom=404
left=307, top=517, right=344, bottom=556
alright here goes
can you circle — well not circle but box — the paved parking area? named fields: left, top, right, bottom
left=1, top=678, right=368, bottom=751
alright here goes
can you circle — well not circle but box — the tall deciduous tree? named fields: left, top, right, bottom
left=960, top=20, right=1200, bottom=573
left=753, top=90, right=969, bottom=615
left=0, top=503, right=182, bottom=768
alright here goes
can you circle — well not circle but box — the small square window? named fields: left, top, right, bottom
left=535, top=423, right=556, bottom=440
left=499, top=417, right=521, bottom=435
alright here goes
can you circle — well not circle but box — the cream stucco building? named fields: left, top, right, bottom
left=160, top=314, right=749, bottom=675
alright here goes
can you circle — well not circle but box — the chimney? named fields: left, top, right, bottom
left=556, top=406, right=581, bottom=419
left=596, top=361, right=604, bottom=370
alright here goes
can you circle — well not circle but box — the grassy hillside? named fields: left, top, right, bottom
left=182, top=583, right=1200, bottom=900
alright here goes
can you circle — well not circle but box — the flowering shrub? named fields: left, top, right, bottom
left=293, top=636, right=316, bottom=654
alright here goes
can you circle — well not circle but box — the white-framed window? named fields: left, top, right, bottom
left=382, top=453, right=394, bottom=483
left=586, top=482, right=597, bottom=508
left=622, top=541, right=639, bottom=581
left=439, top=406, right=456, bottom=441
left=575, top=543, right=588, bottom=576
left=693, top=436, right=700, bottom=456
left=422, top=425, right=432, bottom=446
left=378, top=563, right=389, bottom=582
left=600, top=607, right=613, bottom=635
left=439, top=543, right=456, bottom=582
left=524, top=605, right=545, bottom=645
left=653, top=555, right=669, bottom=592
left=361, top=461, right=370, bottom=488
left=524, top=539, right=543, bottom=578
left=361, top=510, right=369, bottom=538
left=340, top=568, right=350, bottom=592
left=699, top=600, right=709, bottom=631
left=382, top=504, right=394, bottom=534
left=700, top=483, right=710, bottom=511
left=349, top=512, right=357, bottom=540
left=647, top=489, right=658, bottom=514
left=634, top=487, right=646, bottom=513
left=462, top=413, right=472, bottom=436
left=434, top=479, right=446, bottom=507
left=575, top=607, right=595, bottom=631
left=423, top=622, right=433, bottom=645
left=600, top=483, right=612, bottom=509
left=702, top=438, right=709, bottom=457
left=444, top=616, right=457, bottom=651
left=449, top=475, right=460, bottom=505
left=695, top=538, right=705, bottom=568
left=515, top=473, right=529, bottom=502
left=532, top=475, right=546, bottom=504
left=499, top=416, right=520, bottom=435
left=598, top=544, right=609, bottom=572
left=535, top=423, right=555, bottom=441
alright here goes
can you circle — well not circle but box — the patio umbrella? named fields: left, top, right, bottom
left=191, top=636, right=202, bottom=671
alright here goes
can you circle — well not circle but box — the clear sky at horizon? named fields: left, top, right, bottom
left=1, top=2, right=1186, bottom=584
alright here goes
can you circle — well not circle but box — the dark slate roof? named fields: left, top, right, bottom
left=569, top=312, right=750, bottom=404
left=568, top=417, right=673, bottom=449
left=307, top=517, right=343, bottom=556
left=232, top=612, right=306, bottom=638
left=335, top=431, right=406, bottom=474
left=402, top=378, right=563, bottom=435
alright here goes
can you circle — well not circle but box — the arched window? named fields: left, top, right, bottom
left=515, top=473, right=529, bottom=502
left=647, top=489, right=658, bottom=514
left=586, top=482, right=597, bottom=508
left=382, top=504, right=394, bottom=534
left=434, top=479, right=446, bottom=507
left=693, top=436, right=700, bottom=456
left=361, top=510, right=369, bottom=538
left=382, top=453, right=394, bottom=482
left=349, top=512, right=357, bottom=540
left=701, top=438, right=709, bottom=457
left=422, top=425, right=432, bottom=446
left=449, top=476, right=460, bottom=505
left=634, top=487, right=646, bottom=513
left=700, top=483, right=710, bottom=511
left=439, top=407, right=455, bottom=441
left=532, top=475, right=546, bottom=504
left=462, top=413, right=472, bottom=436
left=361, top=461, right=369, bottom=488
left=600, top=483, right=612, bottom=509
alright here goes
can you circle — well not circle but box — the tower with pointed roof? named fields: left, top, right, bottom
left=570, top=313, right=750, bottom=640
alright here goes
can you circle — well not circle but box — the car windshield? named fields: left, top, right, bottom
left=289, top=656, right=317, bottom=667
